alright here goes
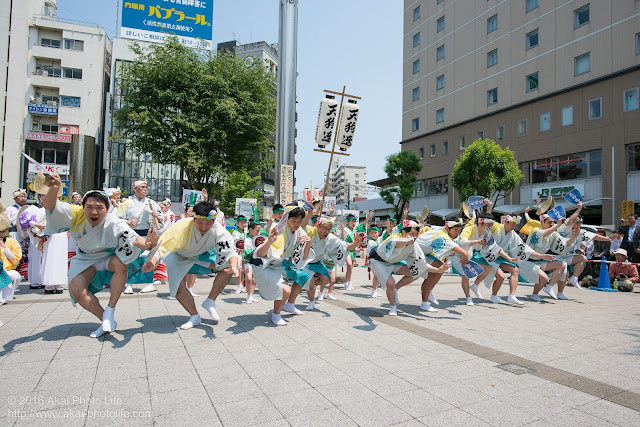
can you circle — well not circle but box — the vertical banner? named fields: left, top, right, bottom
left=280, top=164, right=294, bottom=205
left=621, top=200, right=635, bottom=224
left=182, top=189, right=204, bottom=207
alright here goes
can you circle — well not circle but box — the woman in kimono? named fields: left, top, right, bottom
left=142, top=201, right=240, bottom=330
left=252, top=204, right=312, bottom=325
left=1, top=202, right=22, bottom=305
left=302, top=217, right=361, bottom=311
left=40, top=172, right=157, bottom=338
left=19, top=197, right=46, bottom=289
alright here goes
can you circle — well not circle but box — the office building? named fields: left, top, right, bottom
left=326, top=158, right=367, bottom=205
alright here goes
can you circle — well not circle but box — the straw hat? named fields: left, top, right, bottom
left=536, top=196, right=554, bottom=216
left=0, top=200, right=11, bottom=232
left=33, top=172, right=64, bottom=197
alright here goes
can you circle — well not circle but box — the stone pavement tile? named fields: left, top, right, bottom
left=394, top=367, right=451, bottom=388
left=153, top=407, right=221, bottom=427
left=296, top=366, right=351, bottom=388
left=91, top=377, right=149, bottom=399
left=490, top=371, right=552, bottom=390
left=214, top=396, right=283, bottom=427
left=94, top=362, right=147, bottom=383
left=425, top=381, right=493, bottom=407
left=148, top=369, right=202, bottom=394
left=282, top=353, right=330, bottom=372
left=13, top=404, right=88, bottom=427
left=150, top=385, right=212, bottom=417
left=371, top=355, right=427, bottom=374
left=357, top=373, right=418, bottom=396
left=418, top=408, right=492, bottom=426
left=205, top=378, right=264, bottom=405
left=189, top=352, right=238, bottom=370
left=458, top=375, right=524, bottom=398
left=315, top=380, right=378, bottom=406
left=338, top=359, right=389, bottom=379
left=543, top=408, right=617, bottom=427
left=43, top=355, right=100, bottom=376
left=54, top=342, right=102, bottom=358
left=305, top=339, right=346, bottom=355
left=253, top=371, right=311, bottom=394
left=268, top=387, right=333, bottom=418
left=243, top=359, right=293, bottom=379
left=195, top=362, right=249, bottom=384
left=85, top=394, right=152, bottom=426
left=338, top=396, right=413, bottom=427
left=577, top=398, right=640, bottom=426
left=460, top=398, right=541, bottom=427
left=385, top=389, right=455, bottom=418
left=286, top=406, right=357, bottom=427
left=143, top=343, right=189, bottom=361
left=496, top=389, right=571, bottom=416
left=431, top=359, right=500, bottom=381
left=1, top=348, right=58, bottom=365
left=530, top=382, right=600, bottom=407
left=317, top=349, right=362, bottom=365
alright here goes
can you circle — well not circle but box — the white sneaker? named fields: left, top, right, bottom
left=490, top=295, right=499, bottom=303
left=530, top=294, right=543, bottom=302
left=569, top=276, right=582, bottom=290
left=543, top=284, right=558, bottom=299
left=507, top=294, right=523, bottom=305
left=282, top=302, right=303, bottom=315
left=466, top=297, right=474, bottom=306
left=557, top=292, right=568, bottom=300
left=305, top=301, right=316, bottom=311
left=325, top=293, right=337, bottom=301
left=420, top=301, right=438, bottom=312
left=140, top=284, right=157, bottom=293
left=188, top=287, right=199, bottom=297
left=317, top=292, right=324, bottom=301
left=470, top=284, right=482, bottom=299
left=123, top=284, right=133, bottom=294
left=389, top=305, right=398, bottom=316
left=428, top=291, right=439, bottom=306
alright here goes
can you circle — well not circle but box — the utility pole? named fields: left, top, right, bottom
left=274, top=0, right=298, bottom=205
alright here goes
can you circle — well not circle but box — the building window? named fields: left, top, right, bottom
left=62, top=67, right=82, bottom=79
left=574, top=4, right=590, bottom=28
left=526, top=0, right=539, bottom=12
left=562, top=105, right=573, bottom=126
left=412, top=86, right=420, bottom=101
left=430, top=144, right=436, bottom=157
left=637, top=32, right=640, bottom=55
left=412, top=117, right=420, bottom=132
left=589, top=150, right=601, bottom=176
left=355, top=173, right=359, bottom=177
left=436, top=108, right=444, bottom=123
left=64, top=39, right=84, bottom=51
left=540, top=112, right=551, bottom=132
left=624, top=87, right=639, bottom=112
left=526, top=29, right=539, bottom=49
left=425, top=176, right=449, bottom=195
left=487, top=49, right=498, bottom=68
left=41, top=124, right=59, bottom=133
left=437, top=0, right=444, bottom=4
left=442, top=140, right=449, bottom=155
left=40, top=38, right=60, bottom=48
left=487, top=88, right=498, bottom=105
left=589, top=97, right=602, bottom=120
left=477, top=131, right=484, bottom=140
left=526, top=72, right=539, bottom=92
left=496, top=125, right=505, bottom=141
left=437, top=16, right=445, bottom=32
left=531, top=151, right=601, bottom=183
left=436, top=74, right=445, bottom=90
left=41, top=95, right=59, bottom=104
left=459, top=136, right=466, bottom=150
left=413, top=32, right=421, bottom=48
left=413, top=59, right=420, bottom=74
left=60, top=96, right=81, bottom=108
left=518, top=118, right=528, bottom=136
left=413, top=5, right=420, bottom=21
left=628, top=144, right=640, bottom=172
left=574, top=52, right=591, bottom=76
left=418, top=147, right=424, bottom=159
left=487, top=14, right=498, bottom=34
left=437, top=45, right=445, bottom=61
left=355, top=180, right=359, bottom=184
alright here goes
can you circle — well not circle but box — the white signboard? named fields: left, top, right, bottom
left=336, top=102, right=360, bottom=151
left=235, top=198, right=257, bottom=218
left=28, top=163, right=69, bottom=175
left=322, top=196, right=336, bottom=214
left=182, top=189, right=204, bottom=207
left=315, top=98, right=338, bottom=148
left=531, top=183, right=585, bottom=201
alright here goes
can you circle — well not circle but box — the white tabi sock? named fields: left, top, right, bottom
left=466, top=297, right=474, bottom=306
left=507, top=294, right=523, bottom=305
left=428, top=291, right=439, bottom=305
left=394, top=288, right=399, bottom=304
left=543, top=284, right=558, bottom=299
left=470, top=283, right=482, bottom=299
left=179, top=314, right=201, bottom=329
left=201, top=298, right=220, bottom=321
left=102, top=306, right=116, bottom=332
left=420, top=301, right=438, bottom=312
left=272, top=313, right=287, bottom=325
left=283, top=302, right=303, bottom=315
left=90, top=324, right=110, bottom=338
left=490, top=295, right=499, bottom=303
left=306, top=300, right=316, bottom=311
left=389, top=305, right=398, bottom=316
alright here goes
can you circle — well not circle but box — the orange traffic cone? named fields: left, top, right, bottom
left=364, top=256, right=369, bottom=267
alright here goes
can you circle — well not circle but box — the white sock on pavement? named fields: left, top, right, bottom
left=201, top=298, right=220, bottom=320
left=420, top=301, right=438, bottom=312
left=272, top=313, right=287, bottom=325
left=507, top=294, right=523, bottom=305
left=180, top=314, right=201, bottom=329
left=102, top=306, right=115, bottom=332
left=283, top=302, right=303, bottom=314
left=470, top=284, right=482, bottom=299
left=389, top=305, right=398, bottom=316
left=466, top=297, right=474, bottom=306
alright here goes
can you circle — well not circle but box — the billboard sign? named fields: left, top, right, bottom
left=121, top=0, right=213, bottom=50
left=26, top=132, right=72, bottom=143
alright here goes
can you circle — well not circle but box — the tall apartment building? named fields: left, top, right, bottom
left=325, top=158, right=367, bottom=205
left=402, top=0, right=640, bottom=223
left=0, top=0, right=112, bottom=206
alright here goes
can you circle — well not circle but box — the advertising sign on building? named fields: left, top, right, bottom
left=59, top=125, right=80, bottom=135
left=28, top=163, right=70, bottom=176
left=26, top=132, right=72, bottom=143
left=27, top=103, right=58, bottom=115
left=532, top=183, right=585, bottom=200
left=280, top=164, right=294, bottom=205
left=121, top=0, right=214, bottom=50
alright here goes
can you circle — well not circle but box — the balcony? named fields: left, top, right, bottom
left=32, top=43, right=62, bottom=60
left=30, top=69, right=61, bottom=88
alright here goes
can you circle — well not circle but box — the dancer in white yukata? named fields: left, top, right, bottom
left=40, top=172, right=158, bottom=338
left=116, top=180, right=163, bottom=294
left=252, top=204, right=312, bottom=325
left=142, top=201, right=240, bottom=329
left=0, top=202, right=22, bottom=305
left=19, top=193, right=47, bottom=289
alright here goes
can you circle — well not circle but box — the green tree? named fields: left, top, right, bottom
left=113, top=36, right=276, bottom=196
left=379, top=151, right=423, bottom=222
left=450, top=138, right=523, bottom=203
left=219, top=171, right=263, bottom=218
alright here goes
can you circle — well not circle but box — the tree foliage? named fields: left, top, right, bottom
left=379, top=151, right=423, bottom=222
left=219, top=171, right=262, bottom=218
left=113, top=36, right=276, bottom=196
left=450, top=138, right=523, bottom=203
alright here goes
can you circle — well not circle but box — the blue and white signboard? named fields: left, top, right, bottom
left=121, top=0, right=213, bottom=50
left=27, top=104, right=57, bottom=115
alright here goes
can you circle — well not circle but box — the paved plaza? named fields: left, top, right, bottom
left=1, top=265, right=639, bottom=426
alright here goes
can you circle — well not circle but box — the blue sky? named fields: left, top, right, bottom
left=56, top=0, right=403, bottom=197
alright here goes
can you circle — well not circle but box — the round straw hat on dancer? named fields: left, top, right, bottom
left=33, top=172, right=64, bottom=197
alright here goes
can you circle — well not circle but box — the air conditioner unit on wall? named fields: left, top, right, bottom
left=31, top=118, right=40, bottom=130
left=46, top=100, right=57, bottom=106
